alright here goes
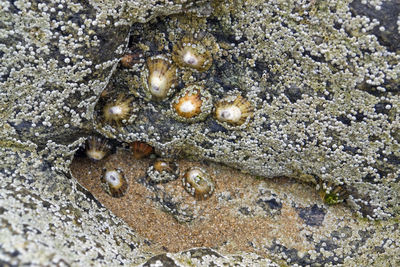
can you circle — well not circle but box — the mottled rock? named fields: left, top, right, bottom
left=142, top=254, right=179, bottom=267
left=1, top=0, right=400, bottom=266
left=141, top=248, right=279, bottom=267
left=0, top=148, right=152, bottom=265
left=96, top=0, right=399, bottom=220
left=71, top=154, right=400, bottom=267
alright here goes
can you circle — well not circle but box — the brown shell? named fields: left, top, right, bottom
left=103, top=94, right=133, bottom=125
left=147, top=158, right=179, bottom=183
left=153, top=158, right=178, bottom=173
left=120, top=53, right=142, bottom=68
left=170, top=84, right=213, bottom=123
left=130, top=141, right=153, bottom=159
left=173, top=90, right=203, bottom=118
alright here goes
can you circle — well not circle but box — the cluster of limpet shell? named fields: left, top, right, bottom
left=83, top=137, right=156, bottom=197
left=91, top=33, right=252, bottom=200
left=108, top=35, right=256, bottom=129
left=99, top=32, right=256, bottom=131
left=170, top=84, right=213, bottom=123
left=147, top=158, right=179, bottom=183
left=182, top=167, right=215, bottom=200
left=101, top=168, right=128, bottom=198
left=81, top=132, right=216, bottom=201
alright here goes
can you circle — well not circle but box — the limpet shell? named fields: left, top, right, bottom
left=182, top=167, right=215, bottom=200
left=147, top=158, right=179, bottom=183
left=101, top=168, right=128, bottom=198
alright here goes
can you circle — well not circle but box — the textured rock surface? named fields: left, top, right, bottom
left=0, top=0, right=399, bottom=265
left=71, top=152, right=400, bottom=266
left=141, top=248, right=280, bottom=266
left=97, top=0, right=400, bottom=220
left=0, top=148, right=153, bottom=266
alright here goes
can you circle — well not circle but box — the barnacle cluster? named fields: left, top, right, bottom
left=316, top=181, right=348, bottom=206
left=8, top=0, right=400, bottom=264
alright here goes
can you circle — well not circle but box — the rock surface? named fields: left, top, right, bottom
left=71, top=150, right=400, bottom=266
left=0, top=0, right=399, bottom=265
left=96, top=0, right=400, bottom=220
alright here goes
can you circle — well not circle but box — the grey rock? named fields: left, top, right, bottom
left=1, top=0, right=399, bottom=266
left=97, top=0, right=400, bottom=220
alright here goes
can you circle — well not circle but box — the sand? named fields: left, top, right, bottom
left=70, top=147, right=348, bottom=258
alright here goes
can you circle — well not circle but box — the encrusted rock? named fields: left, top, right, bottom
left=1, top=0, right=400, bottom=266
